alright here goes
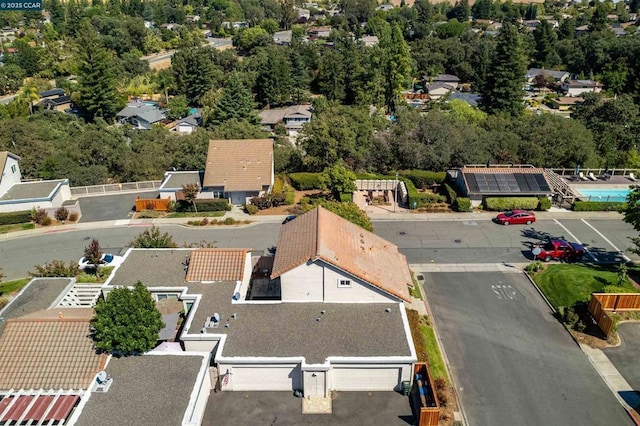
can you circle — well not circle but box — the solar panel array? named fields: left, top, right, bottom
left=465, top=172, right=551, bottom=194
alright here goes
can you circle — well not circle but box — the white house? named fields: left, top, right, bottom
left=562, top=80, right=603, bottom=97
left=0, top=151, right=72, bottom=213
left=526, top=68, right=570, bottom=83
left=259, top=104, right=313, bottom=137
left=99, top=207, right=417, bottom=401
left=427, top=82, right=456, bottom=100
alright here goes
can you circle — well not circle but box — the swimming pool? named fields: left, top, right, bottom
left=577, top=188, right=631, bottom=203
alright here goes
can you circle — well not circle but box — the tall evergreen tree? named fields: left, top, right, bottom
left=533, top=20, right=559, bottom=68
left=589, top=1, right=609, bottom=32
left=479, top=23, right=526, bottom=116
left=318, top=49, right=346, bottom=102
left=289, top=47, right=310, bottom=104
left=172, top=48, right=217, bottom=105
left=382, top=24, right=412, bottom=111
left=207, top=73, right=260, bottom=126
left=256, top=47, right=292, bottom=107
left=76, top=20, right=123, bottom=123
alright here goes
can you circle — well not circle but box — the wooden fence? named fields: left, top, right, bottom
left=412, top=363, right=440, bottom=426
left=135, top=197, right=171, bottom=212
left=588, top=293, right=640, bottom=338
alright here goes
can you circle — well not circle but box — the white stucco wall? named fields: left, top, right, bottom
left=279, top=260, right=398, bottom=303
left=280, top=261, right=324, bottom=302
left=0, top=155, right=21, bottom=196
left=182, top=339, right=219, bottom=353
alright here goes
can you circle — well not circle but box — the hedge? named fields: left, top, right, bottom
left=289, top=173, right=322, bottom=190
left=443, top=183, right=458, bottom=204
left=0, top=210, right=32, bottom=226
left=404, top=178, right=446, bottom=209
left=339, top=193, right=352, bottom=202
left=537, top=197, right=552, bottom=211
left=399, top=170, right=446, bottom=189
left=284, top=185, right=295, bottom=205
left=273, top=176, right=285, bottom=194
left=179, top=199, right=232, bottom=212
left=455, top=197, right=471, bottom=212
left=572, top=201, right=625, bottom=212
left=484, top=197, right=539, bottom=211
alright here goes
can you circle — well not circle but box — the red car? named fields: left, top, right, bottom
left=532, top=240, right=586, bottom=262
left=494, top=210, right=536, bottom=225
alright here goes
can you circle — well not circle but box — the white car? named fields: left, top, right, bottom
left=78, top=254, right=124, bottom=270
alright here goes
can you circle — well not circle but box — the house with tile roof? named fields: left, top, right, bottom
left=202, top=139, right=274, bottom=205
left=0, top=151, right=73, bottom=213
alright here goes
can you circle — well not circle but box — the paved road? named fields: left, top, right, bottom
left=0, top=218, right=636, bottom=280
left=424, top=271, right=633, bottom=426
left=78, top=191, right=159, bottom=223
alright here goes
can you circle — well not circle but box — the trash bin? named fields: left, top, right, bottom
left=401, top=380, right=411, bottom=396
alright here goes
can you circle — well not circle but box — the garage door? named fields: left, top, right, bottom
left=231, top=366, right=301, bottom=391
left=331, top=367, right=401, bottom=391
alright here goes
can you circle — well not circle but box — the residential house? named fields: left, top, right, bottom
left=376, top=4, right=394, bottom=11
left=202, top=139, right=274, bottom=205
left=426, top=82, right=456, bottom=100
left=259, top=104, right=313, bottom=137
left=160, top=23, right=181, bottom=31
left=526, top=68, right=570, bottom=84
left=360, top=35, right=379, bottom=46
left=548, top=96, right=584, bottom=113
left=523, top=20, right=541, bottom=30
left=185, top=14, right=200, bottom=23
left=308, top=26, right=332, bottom=39
left=222, top=21, right=248, bottom=29
left=171, top=109, right=203, bottom=134
left=36, top=88, right=72, bottom=112
left=0, top=151, right=73, bottom=213
left=296, top=8, right=311, bottom=22
left=561, top=80, right=603, bottom=97
left=426, top=74, right=460, bottom=89
left=99, top=206, right=416, bottom=397
left=117, top=101, right=167, bottom=130
left=158, top=170, right=203, bottom=201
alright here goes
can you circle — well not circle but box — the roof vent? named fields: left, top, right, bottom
left=232, top=292, right=241, bottom=301
left=321, top=310, right=325, bottom=315
left=231, top=313, right=237, bottom=319
left=385, top=308, right=391, bottom=313
left=225, top=323, right=230, bottom=328
left=316, top=317, right=321, bottom=322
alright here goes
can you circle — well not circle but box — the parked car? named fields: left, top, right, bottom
left=78, top=253, right=124, bottom=270
left=282, top=215, right=297, bottom=224
left=494, top=210, right=536, bottom=225
left=532, top=240, right=585, bottom=262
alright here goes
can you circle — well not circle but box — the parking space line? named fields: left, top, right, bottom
left=553, top=219, right=598, bottom=262
left=581, top=219, right=631, bottom=262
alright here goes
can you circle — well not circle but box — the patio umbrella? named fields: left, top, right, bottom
left=575, top=165, right=580, bottom=175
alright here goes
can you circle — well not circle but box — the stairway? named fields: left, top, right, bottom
left=56, top=284, right=102, bottom=308
left=544, top=169, right=578, bottom=202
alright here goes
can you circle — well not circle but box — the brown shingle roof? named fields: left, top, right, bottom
left=185, top=248, right=250, bottom=282
left=0, top=309, right=107, bottom=390
left=202, top=139, right=273, bottom=191
left=271, top=207, right=412, bottom=301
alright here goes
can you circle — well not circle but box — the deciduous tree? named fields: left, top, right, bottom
left=92, top=281, right=164, bottom=355
left=130, top=226, right=178, bottom=248
left=181, top=183, right=200, bottom=212
left=622, top=186, right=640, bottom=255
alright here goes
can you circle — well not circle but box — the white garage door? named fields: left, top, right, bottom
left=331, top=367, right=401, bottom=391
left=231, top=366, right=301, bottom=391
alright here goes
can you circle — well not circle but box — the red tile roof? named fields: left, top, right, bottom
left=0, top=309, right=107, bottom=390
left=202, top=139, right=273, bottom=191
left=185, top=248, right=251, bottom=282
left=271, top=207, right=412, bottom=301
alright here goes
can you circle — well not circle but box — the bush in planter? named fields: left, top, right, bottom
left=572, top=201, right=625, bottom=212
left=55, top=207, right=69, bottom=221
left=537, top=197, right=552, bottom=211
left=398, top=170, right=446, bottom=189
left=284, top=185, right=295, bottom=205
left=454, top=197, right=471, bottom=212
left=250, top=193, right=286, bottom=210
left=245, top=204, right=259, bottom=215
left=289, top=172, right=322, bottom=190
left=68, top=212, right=79, bottom=222
left=443, top=183, right=458, bottom=204
left=484, top=197, right=539, bottom=211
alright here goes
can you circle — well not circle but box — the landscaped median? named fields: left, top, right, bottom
left=526, top=262, right=639, bottom=345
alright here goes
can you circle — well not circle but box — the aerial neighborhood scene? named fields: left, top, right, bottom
left=2, top=0, right=640, bottom=424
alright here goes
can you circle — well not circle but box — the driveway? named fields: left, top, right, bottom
left=604, top=323, right=640, bottom=394
left=424, top=271, right=632, bottom=425
left=202, top=391, right=413, bottom=426
left=77, top=191, right=159, bottom=223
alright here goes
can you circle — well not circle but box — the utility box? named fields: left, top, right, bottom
left=402, top=380, right=411, bottom=396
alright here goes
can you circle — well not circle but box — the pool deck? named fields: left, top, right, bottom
left=564, top=175, right=637, bottom=190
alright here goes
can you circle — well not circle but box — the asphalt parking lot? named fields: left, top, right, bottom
left=202, top=391, right=414, bottom=426
left=604, top=323, right=640, bottom=398
left=77, top=191, right=159, bottom=223
left=424, top=271, right=632, bottom=426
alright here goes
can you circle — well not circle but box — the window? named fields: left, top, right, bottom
left=11, top=164, right=16, bottom=173
left=338, top=279, right=351, bottom=288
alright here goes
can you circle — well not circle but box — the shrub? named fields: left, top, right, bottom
left=245, top=204, right=259, bottom=215
left=224, top=217, right=236, bottom=225
left=0, top=210, right=32, bottom=226
left=55, top=207, right=69, bottom=221
left=574, top=320, right=586, bottom=332
left=29, top=260, right=80, bottom=277
left=68, top=212, right=79, bottom=222
left=525, top=261, right=544, bottom=273
left=484, top=197, right=539, bottom=211
left=284, top=185, right=295, bottom=205
left=200, top=218, right=209, bottom=226
left=537, top=197, right=552, bottom=211
left=443, top=183, right=458, bottom=204
left=166, top=200, right=177, bottom=213
left=195, top=199, right=232, bottom=212
left=404, top=178, right=446, bottom=208
left=40, top=216, right=53, bottom=226
left=273, top=176, right=285, bottom=194
left=339, top=193, right=352, bottom=202
left=572, top=201, right=625, bottom=212
left=32, top=208, right=49, bottom=225
left=399, top=170, right=446, bottom=189
left=454, top=197, right=471, bottom=212
left=289, top=172, right=322, bottom=190
left=562, top=306, right=579, bottom=328
left=76, top=272, right=99, bottom=283
left=0, top=297, right=8, bottom=309
left=250, top=193, right=286, bottom=210
left=319, top=201, right=373, bottom=231
left=187, top=220, right=203, bottom=226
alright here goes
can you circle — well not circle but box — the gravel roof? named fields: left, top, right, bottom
left=160, top=171, right=203, bottom=190
left=0, top=180, right=66, bottom=201
left=109, top=250, right=412, bottom=364
left=76, top=355, right=205, bottom=426
left=0, top=278, right=73, bottom=337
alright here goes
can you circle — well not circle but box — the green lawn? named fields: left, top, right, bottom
left=410, top=283, right=422, bottom=300
left=533, top=264, right=639, bottom=309
left=165, top=211, right=226, bottom=218
left=420, top=324, right=448, bottom=382
left=0, top=223, right=35, bottom=234
left=0, top=278, right=31, bottom=296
